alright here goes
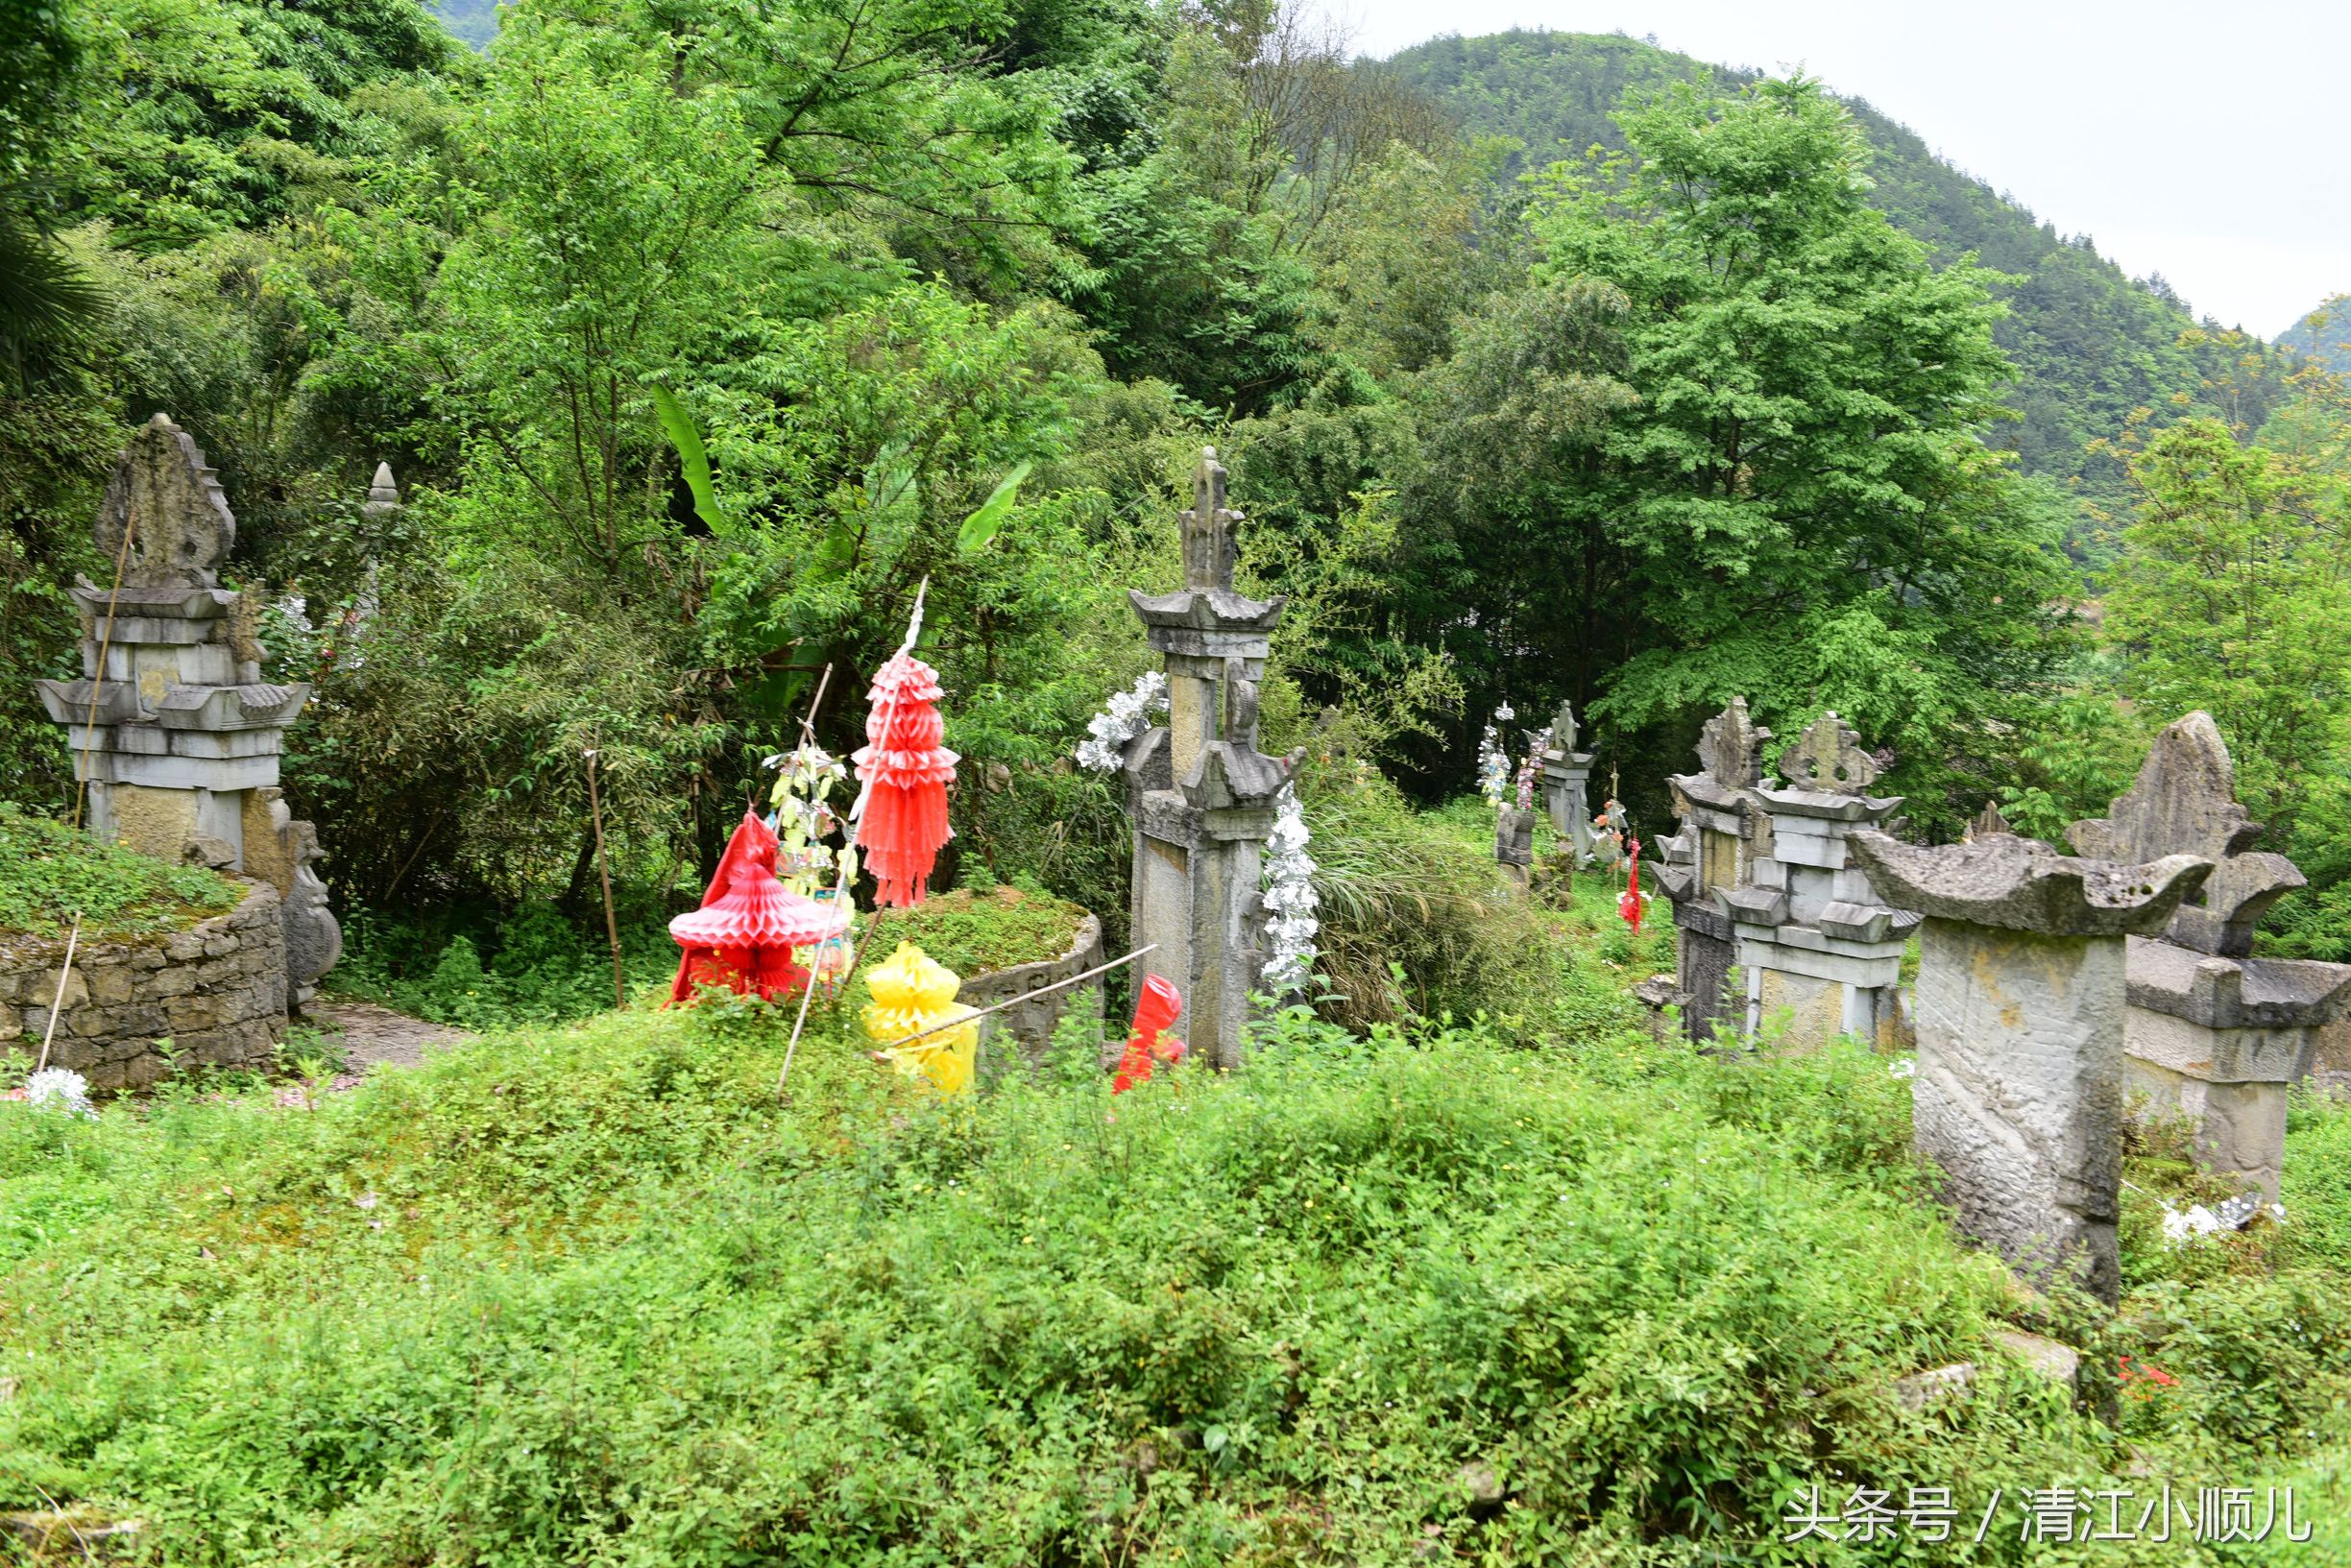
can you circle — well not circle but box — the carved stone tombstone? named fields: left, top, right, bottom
left=1538, top=699, right=1598, bottom=864
left=1494, top=806, right=1535, bottom=891
left=1850, top=831, right=2213, bottom=1304
left=35, top=414, right=342, bottom=1006
left=2069, top=712, right=2351, bottom=1197
left=1717, top=712, right=1914, bottom=1047
left=1650, top=698, right=1767, bottom=1042
left=1121, top=448, right=1292, bottom=1068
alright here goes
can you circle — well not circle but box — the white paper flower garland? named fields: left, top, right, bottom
left=1261, top=784, right=1319, bottom=998
left=1075, top=672, right=1169, bottom=773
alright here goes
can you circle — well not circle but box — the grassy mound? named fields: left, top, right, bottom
left=0, top=804, right=240, bottom=946
left=14, top=990, right=2347, bottom=1563
left=861, top=883, right=1090, bottom=978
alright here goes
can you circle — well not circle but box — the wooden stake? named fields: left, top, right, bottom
left=72, top=510, right=137, bottom=832
left=585, top=749, right=625, bottom=1010
left=36, top=914, right=84, bottom=1073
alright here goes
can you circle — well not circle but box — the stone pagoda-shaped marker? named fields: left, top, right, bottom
left=1652, top=698, right=1768, bottom=1042
left=1849, top=829, right=2213, bottom=1304
left=1538, top=699, right=1597, bottom=865
left=1119, top=449, right=1292, bottom=1069
left=1718, top=712, right=1914, bottom=1046
left=2068, top=712, right=2351, bottom=1198
left=35, top=414, right=341, bottom=1004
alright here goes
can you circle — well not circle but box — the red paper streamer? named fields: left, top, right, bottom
left=1619, top=835, right=1645, bottom=936
left=854, top=652, right=958, bottom=906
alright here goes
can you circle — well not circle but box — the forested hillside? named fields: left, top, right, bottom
left=2281, top=299, right=2351, bottom=374
left=1387, top=30, right=2287, bottom=508
left=2, top=0, right=2344, bottom=950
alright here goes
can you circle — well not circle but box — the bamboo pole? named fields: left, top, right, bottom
left=35, top=914, right=85, bottom=1073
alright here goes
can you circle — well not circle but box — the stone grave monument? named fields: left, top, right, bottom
left=1651, top=698, right=1767, bottom=1042
left=2069, top=712, right=2351, bottom=1199
left=1493, top=805, right=1535, bottom=890
left=1716, top=712, right=1914, bottom=1047
left=1538, top=699, right=1597, bottom=865
left=1849, top=829, right=2213, bottom=1304
left=34, top=414, right=342, bottom=1005
left=1120, top=449, right=1293, bottom=1069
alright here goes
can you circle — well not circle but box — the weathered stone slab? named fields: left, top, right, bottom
left=2068, top=711, right=2301, bottom=957
left=1912, top=920, right=2125, bottom=1302
left=1852, top=830, right=2214, bottom=1305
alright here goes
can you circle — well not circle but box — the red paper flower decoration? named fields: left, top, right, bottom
left=667, top=810, right=851, bottom=1005
left=854, top=652, right=958, bottom=907
left=1112, top=974, right=1185, bottom=1094
left=1619, top=835, right=1645, bottom=936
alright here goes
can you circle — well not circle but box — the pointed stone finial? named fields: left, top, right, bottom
left=1969, top=801, right=2015, bottom=841
left=95, top=413, right=236, bottom=589
left=1694, top=696, right=1767, bottom=788
left=1550, top=698, right=1580, bottom=756
left=2067, top=711, right=2304, bottom=956
left=1180, top=446, right=1242, bottom=591
left=364, top=461, right=401, bottom=515
left=1778, top=711, right=1879, bottom=794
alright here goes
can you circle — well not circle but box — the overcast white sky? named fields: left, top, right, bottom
left=1331, top=0, right=2347, bottom=337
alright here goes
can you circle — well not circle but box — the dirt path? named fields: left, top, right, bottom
left=302, top=999, right=472, bottom=1087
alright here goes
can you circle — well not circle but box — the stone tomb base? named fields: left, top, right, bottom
left=2, top=880, right=288, bottom=1089
left=1910, top=920, right=2122, bottom=1303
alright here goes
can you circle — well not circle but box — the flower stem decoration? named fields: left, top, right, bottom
left=1477, top=703, right=1515, bottom=812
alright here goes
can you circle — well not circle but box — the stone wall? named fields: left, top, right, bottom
left=1, top=880, right=287, bottom=1089
left=959, top=911, right=1105, bottom=1070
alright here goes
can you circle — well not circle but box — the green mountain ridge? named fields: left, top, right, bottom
left=433, top=0, right=497, bottom=48
left=1385, top=30, right=2272, bottom=499
left=2279, top=300, right=2351, bottom=374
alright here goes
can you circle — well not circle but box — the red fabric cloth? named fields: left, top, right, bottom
left=667, top=810, right=847, bottom=1004
left=1112, top=974, right=1185, bottom=1094
left=854, top=652, right=958, bottom=906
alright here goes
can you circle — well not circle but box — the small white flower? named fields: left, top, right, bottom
left=14, top=1069, right=97, bottom=1120
left=1888, top=1058, right=1915, bottom=1079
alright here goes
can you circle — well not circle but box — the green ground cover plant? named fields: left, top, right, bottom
left=861, top=880, right=1091, bottom=977
left=5, top=984, right=2345, bottom=1564
left=0, top=804, right=239, bottom=943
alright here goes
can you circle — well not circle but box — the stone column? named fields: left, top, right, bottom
left=1538, top=699, right=1596, bottom=864
left=1849, top=831, right=2212, bottom=1305
left=1650, top=698, right=1767, bottom=1043
left=1121, top=449, right=1292, bottom=1070
left=1719, top=712, right=1914, bottom=1048
left=34, top=414, right=341, bottom=1007
left=2068, top=712, right=2351, bottom=1198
